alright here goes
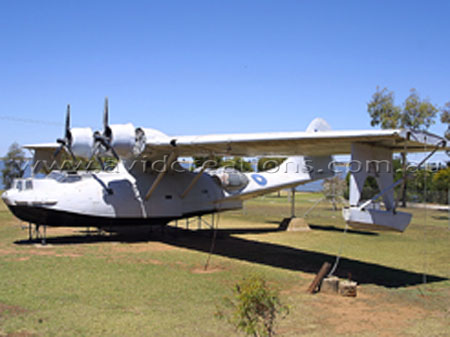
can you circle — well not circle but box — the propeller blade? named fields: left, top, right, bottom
left=90, top=97, right=118, bottom=168
left=96, top=155, right=105, bottom=170
left=53, top=145, right=63, bottom=159
left=94, top=133, right=120, bottom=160
left=54, top=137, right=67, bottom=158
left=109, top=146, right=120, bottom=160
left=103, top=97, right=109, bottom=131
left=65, top=145, right=77, bottom=162
left=89, top=140, right=101, bottom=163
left=54, top=103, right=73, bottom=161
left=65, top=104, right=71, bottom=139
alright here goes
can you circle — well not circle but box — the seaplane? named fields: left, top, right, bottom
left=1, top=99, right=448, bottom=242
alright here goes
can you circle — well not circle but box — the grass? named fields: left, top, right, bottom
left=0, top=191, right=448, bottom=336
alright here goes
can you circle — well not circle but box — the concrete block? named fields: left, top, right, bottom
left=279, top=217, right=311, bottom=232
left=339, top=280, right=357, bottom=297
left=321, top=276, right=339, bottom=294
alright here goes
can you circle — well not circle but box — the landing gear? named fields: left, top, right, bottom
left=28, top=223, right=32, bottom=241
left=42, top=225, right=47, bottom=245
left=35, top=224, right=40, bottom=242
left=27, top=223, right=47, bottom=245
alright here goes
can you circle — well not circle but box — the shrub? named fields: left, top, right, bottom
left=216, top=276, right=289, bottom=337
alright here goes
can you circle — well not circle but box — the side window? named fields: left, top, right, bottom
left=62, top=175, right=81, bottom=183
left=25, top=180, right=33, bottom=190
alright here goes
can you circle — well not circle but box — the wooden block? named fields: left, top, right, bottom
left=307, top=262, right=331, bottom=294
left=321, top=276, right=339, bottom=294
left=339, top=280, right=357, bottom=297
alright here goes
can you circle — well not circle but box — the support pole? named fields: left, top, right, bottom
left=290, top=187, right=296, bottom=218
left=42, top=225, right=47, bottom=245
left=210, top=214, right=213, bottom=232
left=307, top=262, right=331, bottom=294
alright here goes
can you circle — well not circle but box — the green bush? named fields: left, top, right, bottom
left=216, top=276, right=289, bottom=337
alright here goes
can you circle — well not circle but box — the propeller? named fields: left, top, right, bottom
left=91, top=98, right=119, bottom=168
left=54, top=104, right=76, bottom=161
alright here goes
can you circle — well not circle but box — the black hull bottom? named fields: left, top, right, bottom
left=7, top=205, right=219, bottom=228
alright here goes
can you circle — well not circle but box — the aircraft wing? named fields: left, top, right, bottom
left=23, top=143, right=59, bottom=159
left=22, top=143, right=59, bottom=173
left=144, top=129, right=448, bottom=157
left=23, top=143, right=59, bottom=151
left=22, top=129, right=448, bottom=159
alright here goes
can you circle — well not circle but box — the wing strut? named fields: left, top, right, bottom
left=342, top=138, right=446, bottom=232
left=144, top=152, right=177, bottom=200
left=357, top=139, right=445, bottom=212
left=181, top=165, right=208, bottom=199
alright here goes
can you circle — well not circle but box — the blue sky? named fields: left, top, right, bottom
left=0, top=0, right=449, bottom=161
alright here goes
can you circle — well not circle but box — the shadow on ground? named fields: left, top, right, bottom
left=15, top=226, right=447, bottom=288
left=308, top=224, right=379, bottom=236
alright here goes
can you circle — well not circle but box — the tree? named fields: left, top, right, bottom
left=322, top=176, right=346, bottom=210
left=193, top=156, right=223, bottom=169
left=222, top=157, right=254, bottom=172
left=2, top=143, right=27, bottom=189
left=367, top=87, right=401, bottom=129
left=367, top=87, right=439, bottom=207
left=402, top=89, right=439, bottom=130
left=441, top=101, right=450, bottom=140
left=37, top=153, right=115, bottom=174
left=432, top=167, right=450, bottom=204
left=344, top=172, right=379, bottom=201
left=257, top=157, right=285, bottom=172
left=193, top=156, right=253, bottom=172
left=216, top=276, right=289, bottom=337
left=408, top=168, right=433, bottom=203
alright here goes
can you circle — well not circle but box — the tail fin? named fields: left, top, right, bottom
left=301, top=117, right=334, bottom=181
left=278, top=118, right=334, bottom=180
left=305, top=117, right=332, bottom=133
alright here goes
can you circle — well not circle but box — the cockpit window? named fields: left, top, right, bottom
left=47, top=171, right=64, bottom=181
left=61, top=175, right=82, bottom=183
left=47, top=171, right=81, bottom=183
left=25, top=180, right=33, bottom=190
left=16, top=181, right=23, bottom=191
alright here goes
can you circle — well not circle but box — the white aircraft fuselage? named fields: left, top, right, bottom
left=2, top=100, right=447, bottom=233
left=2, top=162, right=245, bottom=228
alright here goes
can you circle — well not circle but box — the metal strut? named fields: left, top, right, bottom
left=145, top=152, right=176, bottom=200
left=290, top=188, right=296, bottom=218
left=42, top=225, right=47, bottom=245
left=359, top=139, right=446, bottom=212
left=181, top=165, right=207, bottom=199
left=28, top=223, right=32, bottom=241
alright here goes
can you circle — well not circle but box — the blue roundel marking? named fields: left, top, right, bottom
left=251, top=174, right=267, bottom=186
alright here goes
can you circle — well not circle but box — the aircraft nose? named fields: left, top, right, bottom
left=1, top=190, right=14, bottom=206
left=2, top=191, right=14, bottom=206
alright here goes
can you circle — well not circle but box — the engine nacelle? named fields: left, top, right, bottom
left=208, top=167, right=249, bottom=192
left=109, top=123, right=147, bottom=158
left=70, top=127, right=94, bottom=158
left=140, top=128, right=169, bottom=144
